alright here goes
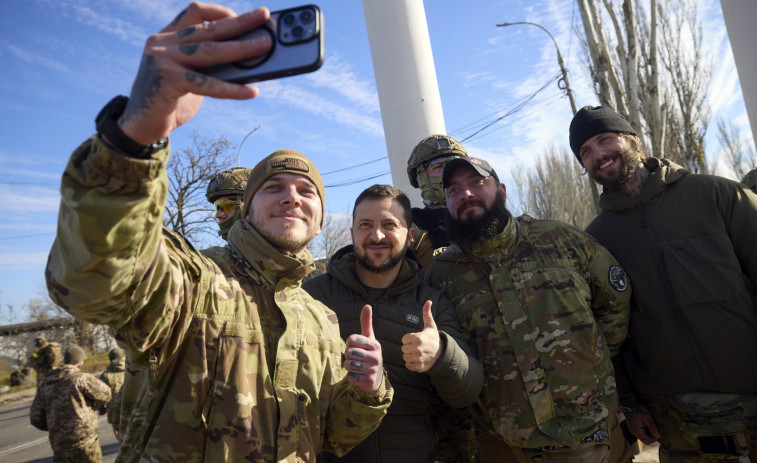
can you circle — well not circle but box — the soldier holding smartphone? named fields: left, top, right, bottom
left=45, top=4, right=391, bottom=462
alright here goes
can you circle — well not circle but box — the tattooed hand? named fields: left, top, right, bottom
left=344, top=305, right=384, bottom=393
left=118, top=3, right=272, bottom=145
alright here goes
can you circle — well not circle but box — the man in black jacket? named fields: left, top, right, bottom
left=304, top=184, right=483, bottom=463
left=571, top=105, right=757, bottom=462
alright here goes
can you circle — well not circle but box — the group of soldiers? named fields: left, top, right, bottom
left=35, top=3, right=757, bottom=463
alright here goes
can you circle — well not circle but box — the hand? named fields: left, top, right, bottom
left=118, top=2, right=274, bottom=145
left=626, top=405, right=661, bottom=445
left=401, top=300, right=442, bottom=373
left=344, top=305, right=384, bottom=392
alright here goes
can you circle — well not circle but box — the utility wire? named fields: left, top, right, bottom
left=325, top=170, right=391, bottom=188
left=320, top=157, right=387, bottom=175
left=0, top=232, right=56, bottom=241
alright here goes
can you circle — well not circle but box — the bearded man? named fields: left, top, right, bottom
left=425, top=156, right=633, bottom=463
left=304, top=184, right=482, bottom=463
left=572, top=105, right=757, bottom=462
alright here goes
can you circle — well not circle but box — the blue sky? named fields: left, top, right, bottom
left=0, top=0, right=752, bottom=314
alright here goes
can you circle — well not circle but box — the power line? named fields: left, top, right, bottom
left=320, top=157, right=387, bottom=176
left=0, top=232, right=56, bottom=241
left=325, top=171, right=391, bottom=188
left=0, top=181, right=58, bottom=186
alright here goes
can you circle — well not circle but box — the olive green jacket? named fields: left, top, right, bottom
left=46, top=136, right=392, bottom=463
left=426, top=214, right=630, bottom=449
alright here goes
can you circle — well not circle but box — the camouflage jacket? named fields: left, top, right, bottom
left=425, top=213, right=631, bottom=449
left=46, top=136, right=392, bottom=463
left=99, top=360, right=125, bottom=428
left=30, top=365, right=112, bottom=452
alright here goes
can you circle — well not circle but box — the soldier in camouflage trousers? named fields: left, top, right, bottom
left=425, top=156, right=633, bottom=463
left=98, top=348, right=125, bottom=440
left=31, top=345, right=112, bottom=463
left=45, top=5, right=391, bottom=461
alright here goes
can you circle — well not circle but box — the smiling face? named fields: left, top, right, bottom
left=579, top=132, right=641, bottom=190
left=351, top=197, right=413, bottom=274
left=444, top=164, right=505, bottom=221
left=247, top=173, right=322, bottom=253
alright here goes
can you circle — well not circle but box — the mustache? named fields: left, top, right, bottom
left=364, top=239, right=391, bottom=247
left=457, top=200, right=484, bottom=216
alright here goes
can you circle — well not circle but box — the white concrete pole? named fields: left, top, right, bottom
left=362, top=0, right=446, bottom=207
left=721, top=0, right=757, bottom=150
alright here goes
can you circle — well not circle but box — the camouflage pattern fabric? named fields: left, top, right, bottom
left=30, top=365, right=111, bottom=454
left=46, top=136, right=392, bottom=463
left=426, top=213, right=631, bottom=450
left=98, top=356, right=125, bottom=434
left=31, top=341, right=61, bottom=382
left=52, top=438, right=103, bottom=463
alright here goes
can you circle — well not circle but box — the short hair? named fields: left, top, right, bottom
left=352, top=184, right=412, bottom=227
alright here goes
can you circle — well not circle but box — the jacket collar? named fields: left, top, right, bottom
left=599, top=157, right=689, bottom=211
left=226, top=219, right=314, bottom=290
left=326, top=245, right=422, bottom=297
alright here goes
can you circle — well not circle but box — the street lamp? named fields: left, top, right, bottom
left=497, top=21, right=578, bottom=115
left=497, top=21, right=601, bottom=213
left=236, top=125, right=261, bottom=167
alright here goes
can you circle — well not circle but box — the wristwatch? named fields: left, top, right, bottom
left=95, top=95, right=168, bottom=159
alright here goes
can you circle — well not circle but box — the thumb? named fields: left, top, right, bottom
left=422, top=300, right=436, bottom=330
left=360, top=304, right=375, bottom=339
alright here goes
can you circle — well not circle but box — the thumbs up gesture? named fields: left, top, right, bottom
left=401, top=300, right=442, bottom=373
left=344, top=304, right=384, bottom=392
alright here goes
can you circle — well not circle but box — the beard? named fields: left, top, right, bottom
left=354, top=240, right=407, bottom=274
left=445, top=190, right=510, bottom=248
left=589, top=143, right=641, bottom=190
left=259, top=228, right=312, bottom=254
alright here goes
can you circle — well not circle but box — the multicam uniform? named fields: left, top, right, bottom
left=45, top=136, right=392, bottom=463
left=98, top=351, right=125, bottom=437
left=30, top=364, right=112, bottom=462
left=425, top=213, right=631, bottom=460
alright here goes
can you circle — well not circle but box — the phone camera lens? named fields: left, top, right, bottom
left=282, top=13, right=296, bottom=25
left=291, top=25, right=304, bottom=38
left=299, top=10, right=314, bottom=24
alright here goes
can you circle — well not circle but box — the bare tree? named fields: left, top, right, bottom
left=717, top=118, right=757, bottom=180
left=514, top=145, right=597, bottom=230
left=577, top=0, right=712, bottom=172
left=307, top=212, right=352, bottom=277
left=164, top=131, right=236, bottom=246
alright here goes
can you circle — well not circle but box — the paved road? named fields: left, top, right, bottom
left=0, top=395, right=119, bottom=463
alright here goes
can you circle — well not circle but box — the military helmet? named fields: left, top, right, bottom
left=206, top=167, right=253, bottom=203
left=407, top=134, right=468, bottom=187
left=34, top=336, right=46, bottom=347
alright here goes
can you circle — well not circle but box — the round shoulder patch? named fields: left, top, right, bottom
left=608, top=266, right=628, bottom=292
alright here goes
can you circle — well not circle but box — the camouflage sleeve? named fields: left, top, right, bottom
left=425, top=293, right=483, bottom=409
left=45, top=137, right=202, bottom=358
left=586, top=242, right=631, bottom=357
left=82, top=374, right=113, bottom=409
left=29, top=391, right=47, bottom=431
left=322, top=372, right=393, bottom=456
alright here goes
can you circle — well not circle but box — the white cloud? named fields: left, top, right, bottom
left=0, top=252, right=49, bottom=270
left=306, top=56, right=380, bottom=111
left=0, top=185, right=60, bottom=213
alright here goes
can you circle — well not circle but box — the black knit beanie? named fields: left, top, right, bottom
left=569, top=106, right=637, bottom=164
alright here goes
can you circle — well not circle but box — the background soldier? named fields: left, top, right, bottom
left=406, top=134, right=468, bottom=271
left=30, top=345, right=111, bottom=463
left=427, top=156, right=633, bottom=462
left=304, top=184, right=482, bottom=462
left=571, top=105, right=757, bottom=462
left=98, top=347, right=125, bottom=440
left=29, top=336, right=61, bottom=385
left=206, top=166, right=252, bottom=240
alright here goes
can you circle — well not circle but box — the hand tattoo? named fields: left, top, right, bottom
left=180, top=43, right=199, bottom=55
left=122, top=55, right=162, bottom=124
left=171, top=9, right=188, bottom=27
left=178, top=26, right=196, bottom=38
left=185, top=71, right=208, bottom=87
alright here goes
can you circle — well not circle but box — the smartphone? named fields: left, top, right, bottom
left=201, top=5, right=323, bottom=84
